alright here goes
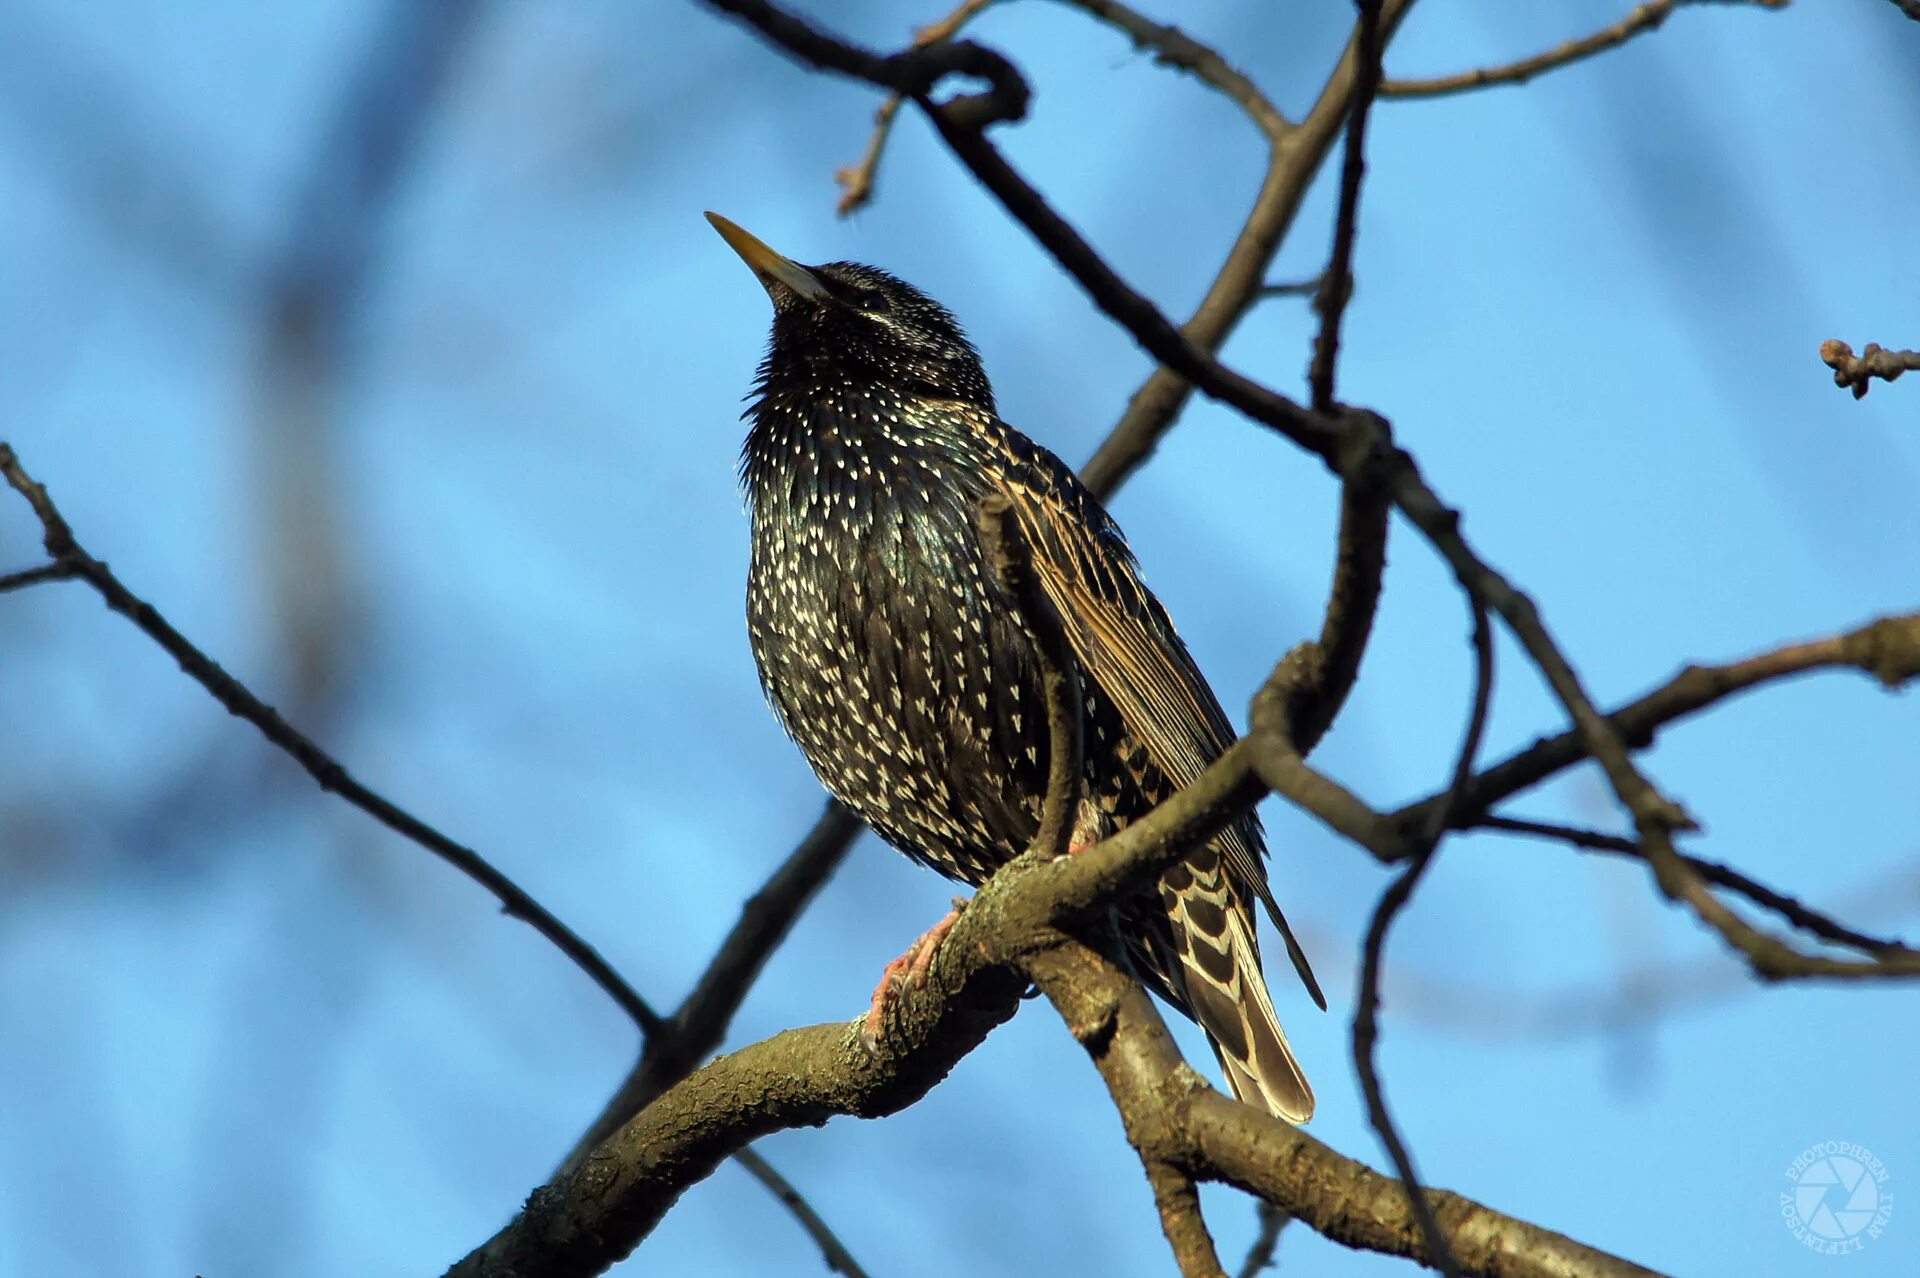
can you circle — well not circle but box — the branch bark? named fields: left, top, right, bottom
left=1378, top=0, right=1789, bottom=100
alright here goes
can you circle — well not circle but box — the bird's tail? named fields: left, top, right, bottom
left=1162, top=861, right=1314, bottom=1124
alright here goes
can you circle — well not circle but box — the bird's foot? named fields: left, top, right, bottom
left=862, top=900, right=966, bottom=1046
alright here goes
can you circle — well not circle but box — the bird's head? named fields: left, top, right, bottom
left=707, top=212, right=995, bottom=414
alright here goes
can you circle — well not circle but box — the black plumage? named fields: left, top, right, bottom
left=708, top=213, right=1322, bottom=1122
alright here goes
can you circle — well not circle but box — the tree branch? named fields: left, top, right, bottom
left=1079, top=0, right=1421, bottom=497
left=1476, top=815, right=1918, bottom=960
left=0, top=442, right=664, bottom=1034
left=1307, top=0, right=1385, bottom=414
left=1051, top=0, right=1293, bottom=139
left=1354, top=597, right=1492, bottom=1278
left=1394, top=612, right=1920, bottom=839
left=446, top=631, right=1685, bottom=1276
left=1820, top=338, right=1920, bottom=398
left=0, top=561, right=77, bottom=592
left=557, top=802, right=863, bottom=1173
left=731, top=1147, right=873, bottom=1278
left=833, top=0, right=1001, bottom=216
left=1186, top=1088, right=1668, bottom=1276
left=1377, top=0, right=1789, bottom=101
left=1234, top=1202, right=1289, bottom=1278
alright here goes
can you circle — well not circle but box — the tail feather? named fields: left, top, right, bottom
left=1165, top=864, right=1314, bottom=1124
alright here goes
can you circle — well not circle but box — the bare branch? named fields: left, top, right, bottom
left=1353, top=849, right=1453, bottom=1273
left=1308, top=0, right=1386, bottom=414
left=704, top=0, right=1920, bottom=996
left=1394, top=612, right=1920, bottom=839
left=0, top=442, right=665, bottom=1036
left=1186, top=1089, right=1669, bottom=1276
left=732, top=1147, right=873, bottom=1278
left=1051, top=0, right=1292, bottom=139
left=1352, top=598, right=1492, bottom=1278
left=0, top=561, right=77, bottom=593
left=1257, top=274, right=1325, bottom=299
left=834, top=0, right=1001, bottom=216
left=1234, top=1203, right=1289, bottom=1278
left=1027, top=938, right=1227, bottom=1278
left=1477, top=816, right=1918, bottom=959
left=447, top=637, right=1669, bottom=1275
left=558, top=803, right=863, bottom=1173
left=1028, top=925, right=1666, bottom=1278
left=1378, top=0, right=1789, bottom=101
left=1079, top=0, right=1422, bottom=497
left=1820, top=338, right=1920, bottom=398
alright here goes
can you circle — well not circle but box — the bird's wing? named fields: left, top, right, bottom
left=994, top=428, right=1323, bottom=1012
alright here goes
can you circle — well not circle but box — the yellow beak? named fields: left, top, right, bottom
left=705, top=212, right=830, bottom=303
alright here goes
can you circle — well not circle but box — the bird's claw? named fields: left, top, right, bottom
left=861, top=903, right=966, bottom=1047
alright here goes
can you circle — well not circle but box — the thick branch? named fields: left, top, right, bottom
left=1187, top=1091, right=1667, bottom=1276
left=1027, top=921, right=1665, bottom=1278
left=1820, top=338, right=1920, bottom=399
left=1378, top=0, right=1789, bottom=100
left=1028, top=938, right=1227, bottom=1278
left=0, top=442, right=662, bottom=1035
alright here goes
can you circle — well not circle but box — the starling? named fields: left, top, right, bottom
left=708, top=213, right=1324, bottom=1122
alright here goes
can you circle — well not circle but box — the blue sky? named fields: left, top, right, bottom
left=1, top=2, right=1916, bottom=1274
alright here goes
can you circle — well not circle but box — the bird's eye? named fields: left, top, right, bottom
left=856, top=289, right=893, bottom=315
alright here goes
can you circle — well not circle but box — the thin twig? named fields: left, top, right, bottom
left=1352, top=600, right=1491, bottom=1278
left=1308, top=0, right=1385, bottom=413
left=1079, top=0, right=1421, bottom=497
left=834, top=0, right=1000, bottom=216
left=1378, top=0, right=1789, bottom=100
left=1374, top=448, right=1920, bottom=984
left=1258, top=274, right=1325, bottom=299
left=0, top=441, right=665, bottom=1036
left=0, top=561, right=77, bottom=592
left=733, top=1147, right=874, bottom=1278
left=1820, top=339, right=1920, bottom=399
left=557, top=802, right=864, bottom=1174
left=1476, top=815, right=1917, bottom=959
left=1394, top=613, right=1920, bottom=840
left=1235, top=1202, right=1289, bottom=1278
left=1050, top=0, right=1292, bottom=138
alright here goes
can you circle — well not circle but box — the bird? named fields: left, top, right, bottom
left=707, top=212, right=1324, bottom=1123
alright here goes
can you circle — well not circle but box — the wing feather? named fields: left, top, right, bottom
left=996, top=436, right=1324, bottom=1010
